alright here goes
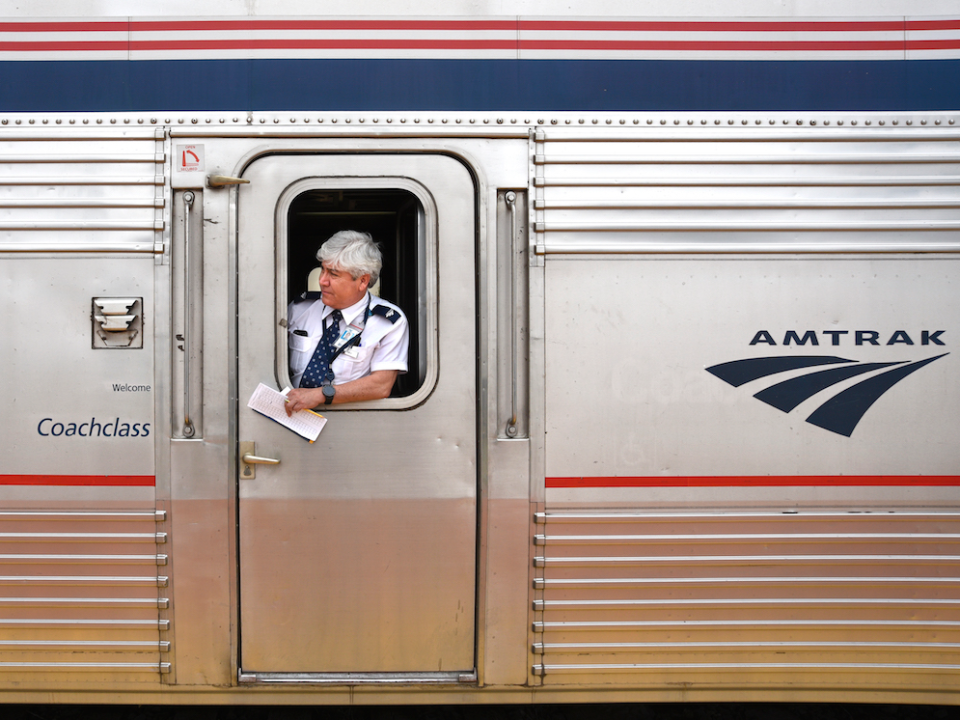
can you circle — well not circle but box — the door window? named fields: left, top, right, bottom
left=277, top=181, right=436, bottom=403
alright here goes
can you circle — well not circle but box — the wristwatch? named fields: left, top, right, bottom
left=322, top=384, right=336, bottom=405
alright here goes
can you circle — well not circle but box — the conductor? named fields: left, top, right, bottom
left=284, top=230, right=409, bottom=414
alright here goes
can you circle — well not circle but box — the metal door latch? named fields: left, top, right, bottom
left=240, top=441, right=280, bottom=480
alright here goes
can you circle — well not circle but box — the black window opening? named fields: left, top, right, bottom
left=286, top=188, right=427, bottom=399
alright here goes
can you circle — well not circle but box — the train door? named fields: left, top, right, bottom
left=235, top=154, right=477, bottom=679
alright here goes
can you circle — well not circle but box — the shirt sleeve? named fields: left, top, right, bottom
left=369, top=314, right=409, bottom=373
left=287, top=300, right=307, bottom=332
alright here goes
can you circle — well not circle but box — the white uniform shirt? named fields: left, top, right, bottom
left=287, top=292, right=408, bottom=389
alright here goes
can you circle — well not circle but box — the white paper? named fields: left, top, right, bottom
left=247, top=383, right=326, bottom=442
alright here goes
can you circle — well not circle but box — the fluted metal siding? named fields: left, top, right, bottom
left=0, top=127, right=166, bottom=253
left=0, top=510, right=170, bottom=678
left=532, top=510, right=960, bottom=688
left=532, top=127, right=960, bottom=254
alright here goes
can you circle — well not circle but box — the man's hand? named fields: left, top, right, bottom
left=284, top=387, right=324, bottom=416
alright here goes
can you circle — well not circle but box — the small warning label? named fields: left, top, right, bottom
left=177, top=145, right=203, bottom=172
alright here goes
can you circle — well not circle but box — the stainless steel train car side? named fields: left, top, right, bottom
left=1, top=7, right=960, bottom=708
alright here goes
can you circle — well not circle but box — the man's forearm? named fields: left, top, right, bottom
left=329, top=370, right=398, bottom=404
left=283, top=370, right=399, bottom=415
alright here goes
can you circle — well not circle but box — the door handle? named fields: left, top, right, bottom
left=240, top=441, right=279, bottom=480
left=242, top=453, right=280, bottom=465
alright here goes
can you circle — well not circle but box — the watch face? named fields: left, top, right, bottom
left=323, top=385, right=335, bottom=399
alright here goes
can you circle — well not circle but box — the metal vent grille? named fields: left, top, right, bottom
left=532, top=510, right=960, bottom=689
left=532, top=127, right=960, bottom=254
left=0, top=127, right=166, bottom=254
left=0, top=509, right=170, bottom=679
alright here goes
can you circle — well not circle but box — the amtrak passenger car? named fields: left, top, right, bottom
left=1, top=0, right=960, bottom=706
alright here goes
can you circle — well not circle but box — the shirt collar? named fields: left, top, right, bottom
left=323, top=292, right=369, bottom=326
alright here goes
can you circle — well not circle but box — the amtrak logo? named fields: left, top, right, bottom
left=706, top=353, right=948, bottom=437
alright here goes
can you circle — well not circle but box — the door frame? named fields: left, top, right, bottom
left=232, top=148, right=482, bottom=684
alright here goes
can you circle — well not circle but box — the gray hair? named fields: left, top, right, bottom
left=316, top=230, right=382, bottom=285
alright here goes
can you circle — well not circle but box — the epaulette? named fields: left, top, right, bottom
left=369, top=304, right=401, bottom=324
left=291, top=291, right=322, bottom=304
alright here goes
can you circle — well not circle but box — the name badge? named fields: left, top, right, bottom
left=334, top=323, right=363, bottom=350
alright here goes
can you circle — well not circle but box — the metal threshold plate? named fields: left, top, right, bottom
left=238, top=670, right=478, bottom=685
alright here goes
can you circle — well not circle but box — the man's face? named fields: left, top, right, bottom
left=319, top=262, right=370, bottom=310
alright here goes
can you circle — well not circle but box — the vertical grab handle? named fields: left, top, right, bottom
left=181, top=191, right=196, bottom=439
left=505, top=191, right=519, bottom=438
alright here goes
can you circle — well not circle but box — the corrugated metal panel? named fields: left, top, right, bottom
left=532, top=127, right=960, bottom=254
left=532, top=510, right=960, bottom=688
left=0, top=127, right=166, bottom=253
left=0, top=509, right=170, bottom=678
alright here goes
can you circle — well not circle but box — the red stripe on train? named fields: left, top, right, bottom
left=129, top=39, right=519, bottom=51
left=519, top=20, right=908, bottom=32
left=0, top=22, right=128, bottom=32
left=0, top=475, right=156, bottom=487
left=0, top=19, right=927, bottom=33
left=521, top=40, right=908, bottom=51
left=547, top=476, right=960, bottom=488
left=0, top=42, right=128, bottom=51
left=131, top=20, right=519, bottom=32
left=2, top=40, right=936, bottom=53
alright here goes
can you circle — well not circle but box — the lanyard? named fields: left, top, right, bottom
left=325, top=294, right=372, bottom=375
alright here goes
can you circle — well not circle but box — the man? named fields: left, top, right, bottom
left=284, top=230, right=408, bottom=415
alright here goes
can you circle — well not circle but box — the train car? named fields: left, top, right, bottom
left=1, top=0, right=959, bottom=706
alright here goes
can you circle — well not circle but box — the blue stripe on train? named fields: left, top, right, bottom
left=2, top=59, right=959, bottom=112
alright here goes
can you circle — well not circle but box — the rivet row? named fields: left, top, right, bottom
left=0, top=116, right=956, bottom=128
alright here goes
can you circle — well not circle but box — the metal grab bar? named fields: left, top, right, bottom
left=181, top=192, right=196, bottom=439
left=505, top=191, right=519, bottom=438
